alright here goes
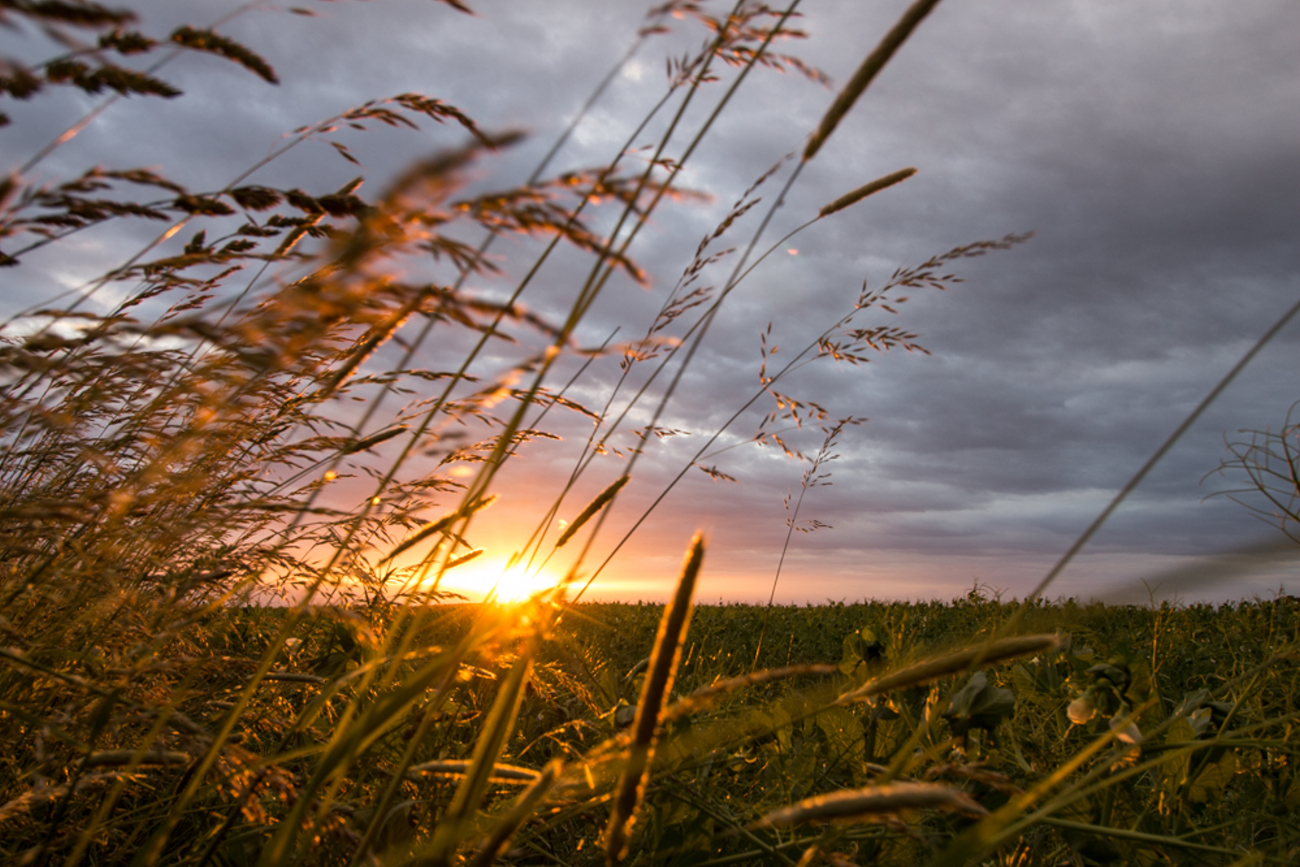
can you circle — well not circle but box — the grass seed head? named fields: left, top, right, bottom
left=819, top=167, right=917, bottom=217
left=557, top=475, right=630, bottom=548
left=803, top=0, right=947, bottom=161
left=756, top=782, right=989, bottom=828
left=379, top=494, right=498, bottom=564
left=604, top=533, right=704, bottom=865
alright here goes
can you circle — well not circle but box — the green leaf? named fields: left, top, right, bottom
left=1188, top=750, right=1236, bottom=803
left=1086, top=662, right=1130, bottom=692
left=943, top=670, right=1015, bottom=737
left=839, top=625, right=884, bottom=675
left=815, top=705, right=865, bottom=766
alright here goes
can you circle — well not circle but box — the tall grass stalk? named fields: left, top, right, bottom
left=3, top=3, right=1296, bottom=867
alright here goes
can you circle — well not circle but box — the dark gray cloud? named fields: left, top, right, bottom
left=3, top=0, right=1298, bottom=603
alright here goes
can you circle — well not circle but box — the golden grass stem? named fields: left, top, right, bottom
left=466, top=759, right=562, bottom=867
left=604, top=533, right=704, bottom=865
left=426, top=625, right=545, bottom=866
left=405, top=759, right=541, bottom=784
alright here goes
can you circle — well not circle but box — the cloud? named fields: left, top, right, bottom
left=4, top=0, right=1298, bottom=603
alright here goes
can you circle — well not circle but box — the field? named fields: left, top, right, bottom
left=3, top=593, right=1299, bottom=865
left=2, top=1, right=1299, bottom=865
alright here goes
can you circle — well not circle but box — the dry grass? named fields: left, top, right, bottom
left=2, top=2, right=1297, bottom=867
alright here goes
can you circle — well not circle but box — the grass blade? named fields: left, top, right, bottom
left=425, top=622, right=547, bottom=866
left=604, top=533, right=705, bottom=864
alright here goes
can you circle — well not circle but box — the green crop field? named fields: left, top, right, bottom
left=4, top=593, right=1299, bottom=865
left=2, top=1, right=1299, bottom=865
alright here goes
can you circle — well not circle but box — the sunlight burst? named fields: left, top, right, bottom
left=441, top=557, right=564, bottom=603
left=490, top=565, right=563, bottom=603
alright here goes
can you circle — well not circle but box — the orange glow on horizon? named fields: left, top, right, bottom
left=435, top=556, right=565, bottom=603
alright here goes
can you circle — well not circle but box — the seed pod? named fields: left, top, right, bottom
left=1067, top=692, right=1097, bottom=725
left=1108, top=709, right=1143, bottom=744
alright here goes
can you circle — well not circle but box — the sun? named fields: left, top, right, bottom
left=489, top=565, right=564, bottom=604
left=438, top=557, right=564, bottom=604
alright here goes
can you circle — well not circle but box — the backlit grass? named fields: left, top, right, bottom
left=1, top=2, right=1297, bottom=866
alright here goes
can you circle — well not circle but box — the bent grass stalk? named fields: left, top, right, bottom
left=837, top=634, right=1066, bottom=705
left=754, top=782, right=988, bottom=828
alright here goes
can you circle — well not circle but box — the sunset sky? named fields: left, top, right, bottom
left=4, top=0, right=1299, bottom=605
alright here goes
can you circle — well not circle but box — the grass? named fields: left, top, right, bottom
left=1, top=1, right=1298, bottom=865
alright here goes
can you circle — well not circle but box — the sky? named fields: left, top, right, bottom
left=3, top=0, right=1299, bottom=605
